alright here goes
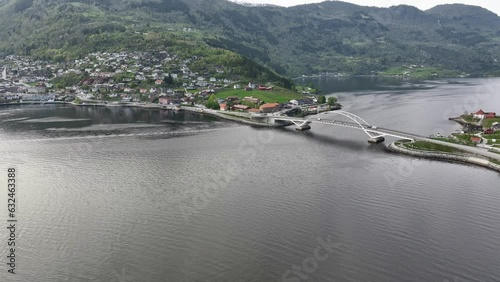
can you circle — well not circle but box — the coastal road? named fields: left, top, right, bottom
left=373, top=126, right=500, bottom=162
left=192, top=110, right=500, bottom=162
left=421, top=138, right=500, bottom=162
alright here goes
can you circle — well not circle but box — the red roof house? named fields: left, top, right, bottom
left=247, top=108, right=261, bottom=113
left=233, top=104, right=250, bottom=111
left=159, top=96, right=171, bottom=105
left=470, top=137, right=482, bottom=143
left=260, top=103, right=280, bottom=113
left=485, top=112, right=496, bottom=119
left=473, top=109, right=496, bottom=119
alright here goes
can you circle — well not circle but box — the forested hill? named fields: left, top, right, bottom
left=1, top=0, right=500, bottom=77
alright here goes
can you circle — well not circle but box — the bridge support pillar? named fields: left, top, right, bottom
left=368, top=136, right=385, bottom=144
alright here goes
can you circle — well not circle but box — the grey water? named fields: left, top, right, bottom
left=0, top=77, right=500, bottom=282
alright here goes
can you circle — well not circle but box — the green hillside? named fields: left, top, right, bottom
left=1, top=0, right=500, bottom=77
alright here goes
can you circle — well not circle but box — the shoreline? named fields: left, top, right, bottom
left=4, top=102, right=500, bottom=174
left=0, top=101, right=282, bottom=127
left=180, top=106, right=282, bottom=127
left=0, top=101, right=70, bottom=106
left=388, top=142, right=500, bottom=173
left=294, top=74, right=500, bottom=80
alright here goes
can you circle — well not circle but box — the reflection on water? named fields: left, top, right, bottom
left=0, top=104, right=224, bottom=140
left=296, top=75, right=476, bottom=93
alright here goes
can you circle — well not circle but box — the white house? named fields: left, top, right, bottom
left=22, top=93, right=55, bottom=101
left=473, top=109, right=486, bottom=119
left=492, top=122, right=500, bottom=131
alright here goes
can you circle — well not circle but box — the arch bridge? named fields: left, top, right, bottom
left=266, top=110, right=417, bottom=143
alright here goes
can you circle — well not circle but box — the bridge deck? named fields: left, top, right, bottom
left=270, top=114, right=500, bottom=162
left=273, top=116, right=419, bottom=140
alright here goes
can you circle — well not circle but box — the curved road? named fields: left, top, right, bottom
left=419, top=137, right=500, bottom=162
left=308, top=114, right=500, bottom=162
left=308, top=111, right=500, bottom=162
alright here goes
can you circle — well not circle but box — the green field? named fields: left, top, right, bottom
left=294, top=85, right=319, bottom=94
left=462, top=115, right=481, bottom=124
left=483, top=132, right=500, bottom=145
left=404, top=141, right=465, bottom=154
left=483, top=118, right=500, bottom=128
left=434, top=135, right=477, bottom=147
left=215, top=86, right=305, bottom=103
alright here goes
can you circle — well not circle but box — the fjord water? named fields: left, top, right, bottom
left=1, top=78, right=500, bottom=282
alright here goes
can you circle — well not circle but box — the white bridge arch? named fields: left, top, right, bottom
left=271, top=110, right=415, bottom=141
left=307, top=110, right=381, bottom=138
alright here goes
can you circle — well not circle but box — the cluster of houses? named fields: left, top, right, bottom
left=216, top=96, right=318, bottom=114
left=0, top=53, right=324, bottom=115
left=472, top=109, right=497, bottom=120
left=0, top=50, right=238, bottom=103
left=0, top=78, right=68, bottom=102
left=472, top=109, right=500, bottom=135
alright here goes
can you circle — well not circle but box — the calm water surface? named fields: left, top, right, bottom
left=0, top=78, right=500, bottom=282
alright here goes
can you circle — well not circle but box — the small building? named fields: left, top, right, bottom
left=226, top=96, right=239, bottom=102
left=258, top=85, right=273, bottom=91
left=470, top=137, right=482, bottom=144
left=290, top=99, right=313, bottom=106
left=220, top=103, right=229, bottom=111
left=473, top=109, right=485, bottom=119
left=233, top=104, right=250, bottom=111
left=243, top=96, right=261, bottom=104
left=473, top=109, right=496, bottom=119
left=484, top=128, right=494, bottom=134
left=492, top=122, right=500, bottom=131
left=247, top=108, right=261, bottom=114
left=155, top=80, right=163, bottom=85
left=260, top=103, right=280, bottom=113
left=485, top=112, right=496, bottom=119
left=22, top=93, right=55, bottom=101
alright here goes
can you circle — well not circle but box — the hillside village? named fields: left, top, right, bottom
left=0, top=52, right=327, bottom=114
left=0, top=51, right=233, bottom=100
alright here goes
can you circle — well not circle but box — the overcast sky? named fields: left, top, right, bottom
left=231, top=0, right=500, bottom=15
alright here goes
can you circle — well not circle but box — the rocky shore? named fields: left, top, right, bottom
left=388, top=142, right=500, bottom=173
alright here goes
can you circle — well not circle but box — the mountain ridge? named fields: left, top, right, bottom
left=1, top=0, right=499, bottom=77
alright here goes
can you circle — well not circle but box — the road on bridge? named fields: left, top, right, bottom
left=273, top=111, right=500, bottom=162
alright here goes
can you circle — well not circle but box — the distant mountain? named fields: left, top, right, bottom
left=1, top=0, right=499, bottom=77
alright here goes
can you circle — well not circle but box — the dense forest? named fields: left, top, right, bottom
left=1, top=0, right=500, bottom=77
